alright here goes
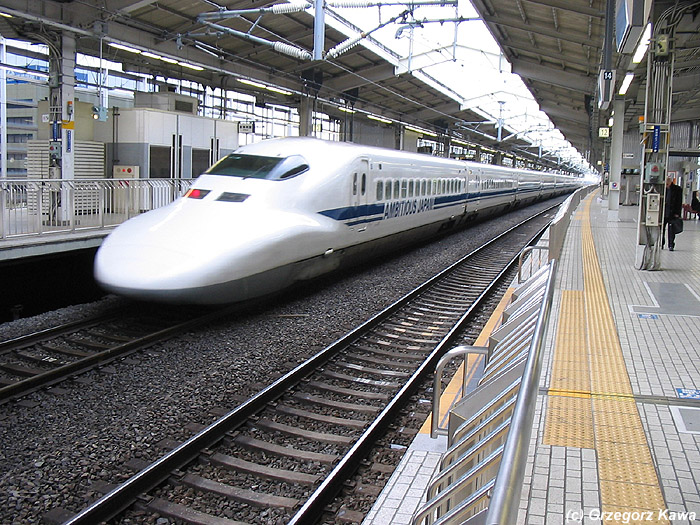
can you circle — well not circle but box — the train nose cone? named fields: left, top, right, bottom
left=94, top=243, right=199, bottom=299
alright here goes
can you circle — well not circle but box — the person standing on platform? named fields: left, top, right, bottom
left=663, top=177, right=683, bottom=251
left=692, top=190, right=700, bottom=217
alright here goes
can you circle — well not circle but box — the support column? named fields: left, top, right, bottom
left=395, top=124, right=404, bottom=150
left=46, top=31, right=76, bottom=225
left=636, top=27, right=674, bottom=270
left=57, top=32, right=76, bottom=181
left=298, top=95, right=314, bottom=137
left=0, top=36, right=7, bottom=179
left=442, top=135, right=451, bottom=158
left=313, top=0, right=324, bottom=61
left=608, top=97, right=624, bottom=221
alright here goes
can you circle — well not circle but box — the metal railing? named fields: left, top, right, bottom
left=548, top=185, right=596, bottom=261
left=0, top=179, right=193, bottom=240
left=517, top=245, right=549, bottom=283
left=413, top=261, right=556, bottom=525
left=516, top=185, right=596, bottom=283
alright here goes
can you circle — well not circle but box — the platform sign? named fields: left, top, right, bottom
left=676, top=388, right=700, bottom=400
left=637, top=313, right=658, bottom=319
left=238, top=121, right=255, bottom=133
left=652, top=125, right=661, bottom=152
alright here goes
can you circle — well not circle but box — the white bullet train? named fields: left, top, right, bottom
left=94, top=137, right=580, bottom=304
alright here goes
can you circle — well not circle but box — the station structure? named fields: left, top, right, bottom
left=1, top=1, right=700, bottom=524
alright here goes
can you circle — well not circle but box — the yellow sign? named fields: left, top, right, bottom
left=598, top=127, right=610, bottom=138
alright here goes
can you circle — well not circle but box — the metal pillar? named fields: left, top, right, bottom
left=47, top=31, right=76, bottom=182
left=45, top=32, right=77, bottom=225
left=313, top=0, right=324, bottom=61
left=442, top=135, right=452, bottom=158
left=636, top=27, right=674, bottom=270
left=608, top=97, right=624, bottom=221
left=0, top=36, right=6, bottom=179
left=298, top=96, right=314, bottom=137
left=395, top=125, right=404, bottom=150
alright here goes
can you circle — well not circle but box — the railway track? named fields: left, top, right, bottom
left=0, top=305, right=234, bottom=404
left=59, top=206, right=556, bottom=525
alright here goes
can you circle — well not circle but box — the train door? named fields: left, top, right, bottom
left=460, top=168, right=468, bottom=215
left=468, top=167, right=481, bottom=214
left=350, top=159, right=370, bottom=232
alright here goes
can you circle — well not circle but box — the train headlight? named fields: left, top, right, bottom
left=184, top=189, right=210, bottom=199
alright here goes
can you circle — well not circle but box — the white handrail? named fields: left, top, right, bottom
left=0, top=178, right=193, bottom=240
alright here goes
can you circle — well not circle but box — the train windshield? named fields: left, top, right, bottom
left=205, top=154, right=309, bottom=180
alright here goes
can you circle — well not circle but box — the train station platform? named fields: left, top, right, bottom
left=364, top=191, right=700, bottom=525
left=0, top=230, right=108, bottom=262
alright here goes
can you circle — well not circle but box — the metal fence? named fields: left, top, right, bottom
left=413, top=261, right=556, bottom=525
left=0, top=179, right=193, bottom=239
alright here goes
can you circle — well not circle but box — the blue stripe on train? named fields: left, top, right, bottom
left=319, top=188, right=532, bottom=226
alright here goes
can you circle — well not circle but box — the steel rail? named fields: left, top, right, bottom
left=287, top=217, right=552, bottom=524
left=0, top=310, right=123, bottom=352
left=0, top=306, right=239, bottom=403
left=64, top=206, right=556, bottom=525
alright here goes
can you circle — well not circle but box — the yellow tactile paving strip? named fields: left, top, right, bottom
left=419, top=288, right=515, bottom=435
left=543, top=395, right=594, bottom=448
left=544, top=289, right=595, bottom=448
left=548, top=290, right=591, bottom=396
left=545, top=193, right=668, bottom=523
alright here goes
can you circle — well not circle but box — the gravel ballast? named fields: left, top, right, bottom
left=0, top=199, right=562, bottom=524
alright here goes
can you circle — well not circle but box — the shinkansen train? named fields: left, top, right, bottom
left=94, top=137, right=580, bottom=304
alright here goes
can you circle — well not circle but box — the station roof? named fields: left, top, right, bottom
left=471, top=0, right=700, bottom=163
left=0, top=0, right=547, bottom=165
left=471, top=0, right=605, bottom=160
left=2, top=0, right=698, bottom=168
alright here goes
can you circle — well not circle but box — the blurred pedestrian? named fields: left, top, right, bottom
left=663, top=177, right=683, bottom=251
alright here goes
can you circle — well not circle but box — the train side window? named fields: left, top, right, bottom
left=394, top=180, right=400, bottom=198
left=376, top=181, right=384, bottom=201
left=353, top=173, right=358, bottom=195
left=401, top=180, right=408, bottom=198
left=421, top=180, right=427, bottom=196
left=361, top=173, right=366, bottom=195
left=408, top=180, right=414, bottom=198
left=385, top=180, right=392, bottom=200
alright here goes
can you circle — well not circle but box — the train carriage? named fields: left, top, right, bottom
left=94, top=137, right=581, bottom=304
